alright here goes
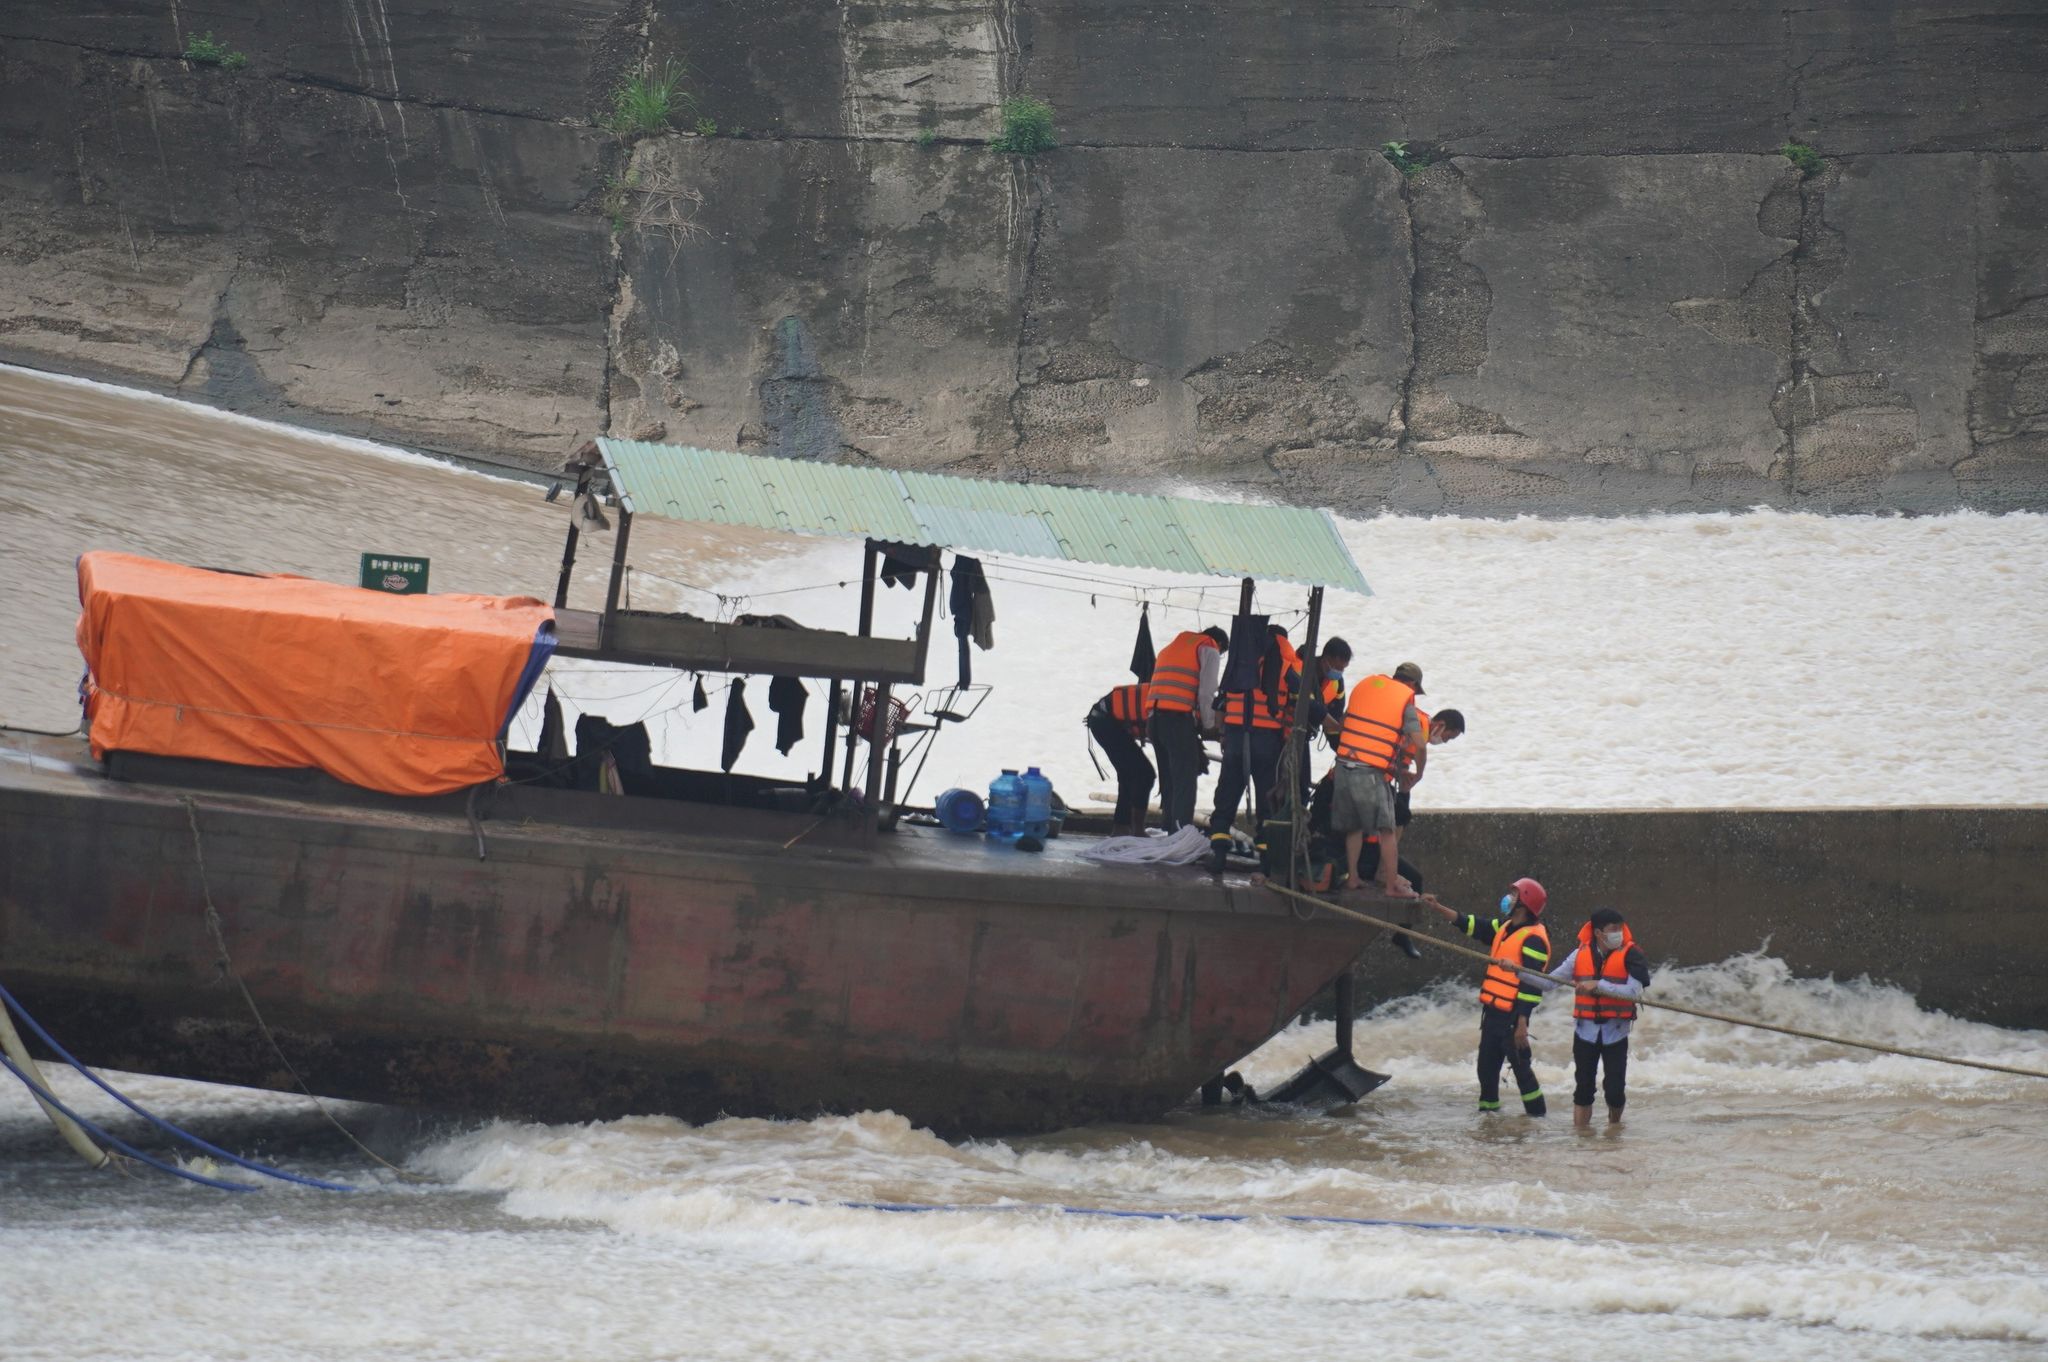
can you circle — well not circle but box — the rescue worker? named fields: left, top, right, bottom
left=1146, top=625, right=1227, bottom=833
left=1538, top=908, right=1649, bottom=1128
left=1331, top=667, right=1423, bottom=896
left=1208, top=625, right=1299, bottom=869
left=1085, top=681, right=1154, bottom=837
left=1392, top=705, right=1465, bottom=828
left=1420, top=878, right=1551, bottom=1116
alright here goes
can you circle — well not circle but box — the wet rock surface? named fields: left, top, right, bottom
left=2, top=1, right=2045, bottom=511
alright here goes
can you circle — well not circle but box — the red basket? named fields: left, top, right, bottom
left=854, top=689, right=909, bottom=743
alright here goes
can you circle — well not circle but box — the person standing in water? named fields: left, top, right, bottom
left=1421, top=878, right=1551, bottom=1116
left=1538, top=907, right=1650, bottom=1128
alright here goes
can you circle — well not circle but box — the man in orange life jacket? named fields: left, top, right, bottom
left=1421, top=878, right=1551, bottom=1116
left=1146, top=625, right=1228, bottom=833
left=1536, top=907, right=1649, bottom=1128
left=1085, top=682, right=1154, bottom=838
left=1207, top=624, right=1300, bottom=868
left=1331, top=667, right=1424, bottom=896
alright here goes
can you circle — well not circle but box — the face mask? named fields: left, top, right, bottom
left=1600, top=929, right=1625, bottom=950
left=1500, top=893, right=1516, bottom=914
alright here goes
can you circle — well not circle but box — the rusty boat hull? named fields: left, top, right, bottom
left=0, top=732, right=1372, bottom=1134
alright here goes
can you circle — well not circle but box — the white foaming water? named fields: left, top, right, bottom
left=5, top=369, right=2048, bottom=1359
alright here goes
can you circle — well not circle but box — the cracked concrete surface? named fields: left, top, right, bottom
left=3, top=2, right=2047, bottom=512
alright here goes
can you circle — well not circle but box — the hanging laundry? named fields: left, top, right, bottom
left=692, top=675, right=708, bottom=712
left=949, top=555, right=995, bottom=686
left=1129, top=604, right=1156, bottom=682
left=539, top=686, right=570, bottom=762
left=721, top=679, right=755, bottom=772
left=768, top=675, right=808, bottom=755
left=878, top=542, right=925, bottom=590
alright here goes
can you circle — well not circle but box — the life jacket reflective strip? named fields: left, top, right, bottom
left=1572, top=922, right=1640, bottom=1022
left=1334, top=674, right=1414, bottom=770
left=1147, top=631, right=1215, bottom=715
left=1105, top=684, right=1150, bottom=739
left=1480, top=921, right=1550, bottom=1012
left=1238, top=637, right=1302, bottom=731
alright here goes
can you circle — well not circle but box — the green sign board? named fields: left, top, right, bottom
left=360, top=553, right=430, bottom=595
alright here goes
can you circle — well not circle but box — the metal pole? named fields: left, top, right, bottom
left=553, top=471, right=590, bottom=609
left=864, top=681, right=892, bottom=835
left=1286, top=586, right=1325, bottom=890
left=601, top=507, right=634, bottom=642
left=841, top=543, right=880, bottom=794
left=1334, top=967, right=1356, bottom=1060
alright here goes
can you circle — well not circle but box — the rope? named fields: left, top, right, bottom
left=0, top=979, right=355, bottom=1191
left=180, top=798, right=431, bottom=1182
left=0, top=1051, right=253, bottom=1192
left=769, top=1196, right=1573, bottom=1240
left=1262, top=882, right=2048, bottom=1082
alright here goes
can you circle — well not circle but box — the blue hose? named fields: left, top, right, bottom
left=0, top=1051, right=255, bottom=1192
left=772, top=1197, right=1574, bottom=1240
left=0, top=980, right=356, bottom=1192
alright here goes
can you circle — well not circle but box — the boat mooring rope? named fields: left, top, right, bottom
left=1264, top=882, right=2048, bottom=1082
left=181, top=797, right=431, bottom=1183
left=0, top=979, right=355, bottom=1191
left=771, top=1196, right=1574, bottom=1240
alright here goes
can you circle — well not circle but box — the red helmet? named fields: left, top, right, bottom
left=1511, top=877, right=1548, bottom=917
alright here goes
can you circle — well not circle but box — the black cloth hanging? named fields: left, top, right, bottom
left=692, top=675, right=708, bottom=712
left=878, top=542, right=923, bottom=590
left=768, top=675, right=808, bottom=755
left=539, top=686, right=569, bottom=761
left=949, top=555, right=993, bottom=686
left=720, top=678, right=755, bottom=772
left=1129, top=604, right=1156, bottom=682
left=1217, top=614, right=1271, bottom=727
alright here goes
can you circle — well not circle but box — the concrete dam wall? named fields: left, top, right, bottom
left=1361, top=805, right=2048, bottom=1033
left=2, top=2, right=2045, bottom=514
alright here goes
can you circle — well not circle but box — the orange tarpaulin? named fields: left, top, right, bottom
left=76, top=551, right=556, bottom=797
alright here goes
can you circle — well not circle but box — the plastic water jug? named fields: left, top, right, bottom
left=986, top=770, right=1024, bottom=841
left=934, top=787, right=984, bottom=835
left=1020, top=766, right=1054, bottom=840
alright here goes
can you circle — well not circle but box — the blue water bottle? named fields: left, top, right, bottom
left=986, top=770, right=1023, bottom=841
left=935, top=787, right=985, bottom=834
left=1020, top=766, right=1053, bottom=840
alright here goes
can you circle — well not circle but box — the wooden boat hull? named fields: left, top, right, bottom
left=0, top=733, right=1371, bottom=1134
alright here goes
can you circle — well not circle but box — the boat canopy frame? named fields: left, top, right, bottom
left=543, top=439, right=1367, bottom=857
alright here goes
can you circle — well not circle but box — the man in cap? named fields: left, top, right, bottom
left=1535, top=907, right=1650, bottom=1128
left=1421, top=879, right=1552, bottom=1116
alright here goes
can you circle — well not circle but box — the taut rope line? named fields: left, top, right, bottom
left=1262, top=881, right=2048, bottom=1082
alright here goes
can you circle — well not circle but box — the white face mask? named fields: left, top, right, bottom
left=1600, top=929, right=1625, bottom=950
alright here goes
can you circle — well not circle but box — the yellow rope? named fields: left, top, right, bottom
left=1263, top=881, right=2048, bottom=1082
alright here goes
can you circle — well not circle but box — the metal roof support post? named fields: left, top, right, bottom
left=553, top=468, right=591, bottom=609
left=601, top=507, right=634, bottom=642
left=1287, top=586, right=1324, bottom=891
left=841, top=542, right=881, bottom=794
left=911, top=554, right=941, bottom=684
left=1238, top=576, right=1255, bottom=615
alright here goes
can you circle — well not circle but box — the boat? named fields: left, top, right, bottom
left=0, top=441, right=1387, bottom=1135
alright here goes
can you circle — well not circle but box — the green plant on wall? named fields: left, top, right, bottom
left=1381, top=140, right=1434, bottom=176
left=606, top=61, right=693, bottom=137
left=695, top=116, right=718, bottom=137
left=1781, top=140, right=1823, bottom=178
left=917, top=126, right=938, bottom=149
left=991, top=96, right=1055, bottom=155
left=183, top=32, right=248, bottom=70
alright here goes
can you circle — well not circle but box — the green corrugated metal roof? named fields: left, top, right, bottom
left=596, top=440, right=1370, bottom=595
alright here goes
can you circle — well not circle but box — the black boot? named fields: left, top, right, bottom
left=1390, top=931, right=1423, bottom=959
left=1209, top=833, right=1231, bottom=874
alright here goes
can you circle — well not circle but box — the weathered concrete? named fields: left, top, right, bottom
left=4, top=2, right=2047, bottom=511
left=1365, top=807, right=2048, bottom=1032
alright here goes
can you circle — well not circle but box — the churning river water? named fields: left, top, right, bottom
left=2, top=363, right=2046, bottom=1360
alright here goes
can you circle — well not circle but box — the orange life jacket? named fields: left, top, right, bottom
left=1396, top=709, right=1431, bottom=773
left=1228, top=635, right=1303, bottom=731
left=1334, top=674, right=1415, bottom=771
left=1147, top=631, right=1217, bottom=715
left=1480, top=919, right=1550, bottom=1013
left=1572, top=922, right=1640, bottom=1023
left=1104, top=683, right=1150, bottom=740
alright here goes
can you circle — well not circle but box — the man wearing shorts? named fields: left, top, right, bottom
left=1329, top=668, right=1423, bottom=896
